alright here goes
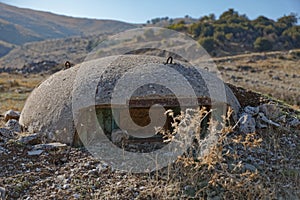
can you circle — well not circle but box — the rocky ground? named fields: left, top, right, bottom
left=0, top=89, right=299, bottom=199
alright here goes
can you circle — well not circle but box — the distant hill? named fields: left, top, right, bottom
left=0, top=2, right=136, bottom=57
left=0, top=35, right=102, bottom=71
left=1, top=4, right=299, bottom=71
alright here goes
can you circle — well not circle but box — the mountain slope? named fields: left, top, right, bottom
left=0, top=2, right=137, bottom=56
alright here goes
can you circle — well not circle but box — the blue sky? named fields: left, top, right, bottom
left=0, top=0, right=299, bottom=23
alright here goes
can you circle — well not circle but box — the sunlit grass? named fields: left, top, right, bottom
left=0, top=73, right=46, bottom=114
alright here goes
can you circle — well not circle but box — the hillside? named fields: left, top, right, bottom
left=166, top=9, right=300, bottom=56
left=1, top=5, right=299, bottom=70
left=0, top=35, right=101, bottom=70
left=0, top=3, right=136, bottom=56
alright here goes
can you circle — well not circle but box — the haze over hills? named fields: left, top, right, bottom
left=0, top=2, right=137, bottom=57
left=0, top=2, right=299, bottom=71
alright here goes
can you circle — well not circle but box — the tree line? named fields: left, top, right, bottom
left=157, top=9, right=300, bottom=56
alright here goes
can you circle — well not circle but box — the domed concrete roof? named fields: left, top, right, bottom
left=20, top=55, right=241, bottom=145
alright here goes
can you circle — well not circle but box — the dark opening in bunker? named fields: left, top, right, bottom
left=93, top=96, right=212, bottom=153
left=95, top=98, right=182, bottom=153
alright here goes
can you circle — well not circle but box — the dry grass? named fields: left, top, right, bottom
left=0, top=73, right=46, bottom=114
left=132, top=106, right=300, bottom=199
left=215, top=49, right=300, bottom=107
left=0, top=73, right=46, bottom=127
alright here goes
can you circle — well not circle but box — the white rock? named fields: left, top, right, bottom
left=239, top=113, right=256, bottom=133
left=62, top=184, right=70, bottom=190
left=33, top=142, right=67, bottom=150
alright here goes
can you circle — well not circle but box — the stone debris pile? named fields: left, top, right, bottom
left=238, top=103, right=299, bottom=133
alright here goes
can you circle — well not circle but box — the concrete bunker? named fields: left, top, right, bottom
left=20, top=55, right=241, bottom=147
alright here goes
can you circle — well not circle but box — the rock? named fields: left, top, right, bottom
left=111, top=129, right=129, bottom=144
left=18, top=133, right=44, bottom=145
left=3, top=110, right=20, bottom=122
left=0, top=128, right=14, bottom=139
left=272, top=75, right=281, bottom=81
left=256, top=112, right=280, bottom=128
left=28, top=149, right=44, bottom=156
left=73, top=194, right=80, bottom=199
left=0, top=146, right=8, bottom=154
left=244, top=106, right=259, bottom=115
left=33, top=142, right=67, bottom=150
left=62, top=184, right=70, bottom=190
left=239, top=113, right=256, bottom=133
left=244, top=163, right=257, bottom=172
left=5, top=119, right=22, bottom=133
left=0, top=187, right=5, bottom=200
left=95, top=163, right=109, bottom=174
left=259, top=104, right=281, bottom=120
left=287, top=118, right=300, bottom=127
left=239, top=105, right=281, bottom=133
left=277, top=115, right=286, bottom=123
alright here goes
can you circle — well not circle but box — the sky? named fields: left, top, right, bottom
left=0, top=0, right=299, bottom=23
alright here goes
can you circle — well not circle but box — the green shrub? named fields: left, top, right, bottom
left=198, top=37, right=215, bottom=52
left=254, top=37, right=273, bottom=51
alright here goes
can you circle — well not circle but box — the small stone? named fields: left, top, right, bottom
left=277, top=115, right=286, bottom=123
left=0, top=128, right=14, bottom=139
left=18, top=133, right=44, bottom=145
left=33, top=142, right=67, bottom=150
left=259, top=104, right=281, bottom=119
left=257, top=112, right=280, bottom=127
left=272, top=75, right=281, bottom=81
left=73, top=194, right=80, bottom=199
left=96, top=163, right=109, bottom=173
left=56, top=175, right=65, bottom=182
left=287, top=118, right=300, bottom=127
left=62, top=184, right=70, bottom=190
left=0, top=146, right=8, bottom=154
left=28, top=149, right=44, bottom=156
left=0, top=187, right=6, bottom=200
left=5, top=119, right=22, bottom=133
left=239, top=113, right=256, bottom=133
left=3, top=110, right=20, bottom=122
left=111, top=129, right=129, bottom=144
left=244, top=106, right=259, bottom=116
left=244, top=163, right=257, bottom=172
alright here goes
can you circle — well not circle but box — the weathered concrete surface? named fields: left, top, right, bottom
left=19, top=66, right=79, bottom=145
left=20, top=55, right=241, bottom=145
